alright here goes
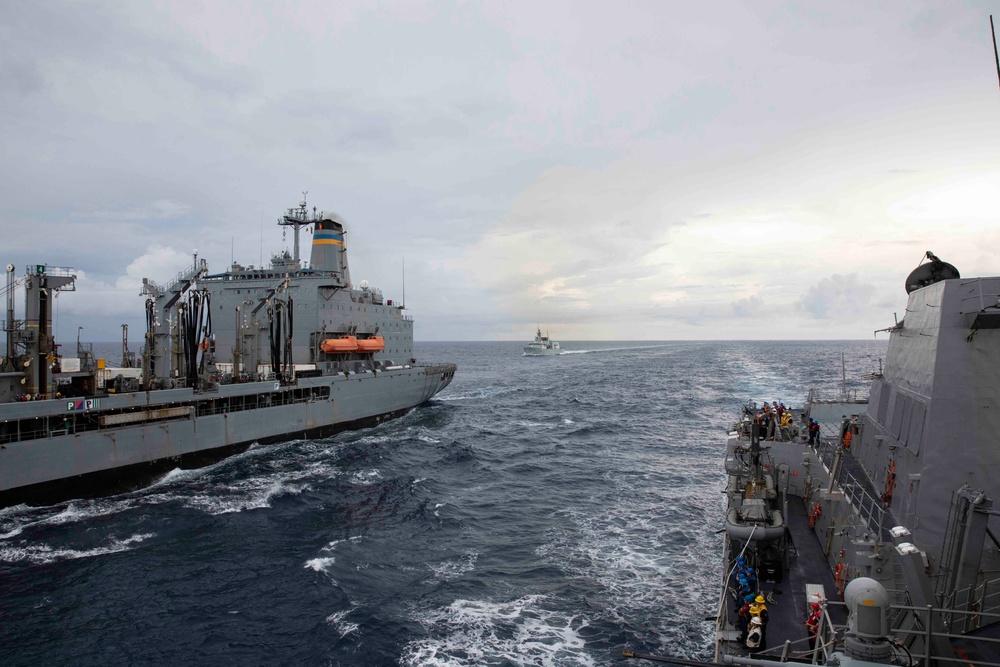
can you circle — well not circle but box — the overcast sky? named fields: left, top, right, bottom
left=2, top=1, right=998, bottom=342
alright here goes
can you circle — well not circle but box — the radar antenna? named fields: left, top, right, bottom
left=904, top=251, right=960, bottom=294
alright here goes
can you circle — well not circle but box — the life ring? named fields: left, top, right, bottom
left=199, top=339, right=209, bottom=352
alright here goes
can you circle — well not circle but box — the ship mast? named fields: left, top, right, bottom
left=279, top=191, right=312, bottom=265
left=4, top=264, right=14, bottom=371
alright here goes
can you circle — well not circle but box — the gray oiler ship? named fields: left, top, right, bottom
left=0, top=197, right=456, bottom=508
left=701, top=252, right=1000, bottom=667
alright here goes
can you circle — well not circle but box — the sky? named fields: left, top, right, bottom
left=2, top=1, right=999, bottom=342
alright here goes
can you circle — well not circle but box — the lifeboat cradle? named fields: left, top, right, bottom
left=725, top=417, right=787, bottom=545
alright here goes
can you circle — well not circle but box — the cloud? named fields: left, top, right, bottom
left=733, top=296, right=766, bottom=319
left=795, top=274, right=876, bottom=320
left=3, top=2, right=999, bottom=342
left=59, top=246, right=195, bottom=320
left=89, top=200, right=193, bottom=222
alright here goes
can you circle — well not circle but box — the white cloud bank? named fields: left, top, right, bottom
left=1, top=1, right=998, bottom=341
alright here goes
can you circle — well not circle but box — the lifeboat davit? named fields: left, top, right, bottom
left=321, top=336, right=358, bottom=354
left=356, top=336, right=385, bottom=352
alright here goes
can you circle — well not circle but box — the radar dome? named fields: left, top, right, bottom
left=845, top=577, right=889, bottom=638
left=905, top=251, right=959, bottom=294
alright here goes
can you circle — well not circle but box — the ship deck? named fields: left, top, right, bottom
left=723, top=494, right=846, bottom=662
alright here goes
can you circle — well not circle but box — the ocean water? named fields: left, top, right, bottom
left=0, top=340, right=886, bottom=666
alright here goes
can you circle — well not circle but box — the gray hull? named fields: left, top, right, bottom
left=0, top=197, right=457, bottom=508
left=523, top=347, right=560, bottom=356
left=714, top=257, right=1000, bottom=666
left=0, top=363, right=454, bottom=507
left=524, top=327, right=560, bottom=355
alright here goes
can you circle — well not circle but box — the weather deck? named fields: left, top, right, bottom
left=723, top=493, right=846, bottom=662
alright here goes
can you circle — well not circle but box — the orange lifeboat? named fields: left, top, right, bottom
left=320, top=336, right=358, bottom=354
left=356, top=336, right=385, bottom=352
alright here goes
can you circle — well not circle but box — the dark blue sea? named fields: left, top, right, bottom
left=0, top=340, right=886, bottom=666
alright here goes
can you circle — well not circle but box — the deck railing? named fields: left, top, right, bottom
left=742, top=599, right=1000, bottom=667
left=839, top=470, right=888, bottom=538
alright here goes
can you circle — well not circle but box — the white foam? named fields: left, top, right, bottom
left=348, top=469, right=381, bottom=486
left=534, top=475, right=719, bottom=652
left=433, top=386, right=518, bottom=402
left=149, top=466, right=199, bottom=487
left=401, top=595, right=594, bottom=667
left=428, top=551, right=477, bottom=581
left=306, top=537, right=364, bottom=577
left=515, top=420, right=557, bottom=429
left=0, top=497, right=148, bottom=539
left=0, top=532, right=155, bottom=565
left=184, top=477, right=309, bottom=515
left=325, top=608, right=360, bottom=637
left=305, top=556, right=336, bottom=574
left=0, top=524, right=23, bottom=539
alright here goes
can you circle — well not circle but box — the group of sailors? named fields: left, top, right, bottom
left=732, top=557, right=769, bottom=651
left=753, top=402, right=798, bottom=442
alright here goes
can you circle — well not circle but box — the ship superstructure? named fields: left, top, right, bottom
left=0, top=197, right=455, bottom=508
left=523, top=327, right=561, bottom=355
left=701, top=253, right=1000, bottom=667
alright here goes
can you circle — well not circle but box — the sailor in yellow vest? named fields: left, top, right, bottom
left=779, top=411, right=793, bottom=440
left=747, top=595, right=768, bottom=651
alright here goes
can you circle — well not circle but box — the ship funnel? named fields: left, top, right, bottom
left=310, top=213, right=351, bottom=283
left=843, top=577, right=893, bottom=662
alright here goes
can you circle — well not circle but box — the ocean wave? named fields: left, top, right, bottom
left=0, top=531, right=155, bottom=565
left=305, top=556, right=336, bottom=574
left=325, top=608, right=361, bottom=638
left=428, top=551, right=478, bottom=581
left=434, top=386, right=522, bottom=402
left=183, top=476, right=310, bottom=515
left=2, top=340, right=889, bottom=664
left=400, top=595, right=595, bottom=667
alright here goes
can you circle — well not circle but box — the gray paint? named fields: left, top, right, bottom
left=0, top=199, right=456, bottom=503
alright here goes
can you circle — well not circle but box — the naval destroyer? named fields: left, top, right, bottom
left=703, top=252, right=1000, bottom=667
left=0, top=197, right=456, bottom=508
left=624, top=254, right=1000, bottom=667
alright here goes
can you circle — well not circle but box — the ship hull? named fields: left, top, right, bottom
left=523, top=347, right=560, bottom=355
left=0, top=364, right=455, bottom=508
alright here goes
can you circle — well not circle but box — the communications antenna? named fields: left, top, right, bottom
left=992, top=16, right=1000, bottom=92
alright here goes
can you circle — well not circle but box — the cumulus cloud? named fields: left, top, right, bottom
left=58, top=246, right=196, bottom=321
left=796, top=274, right=877, bottom=320
left=733, top=296, right=765, bottom=319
